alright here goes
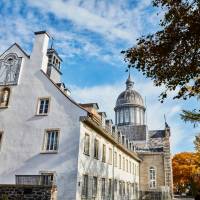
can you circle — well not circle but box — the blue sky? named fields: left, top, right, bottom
left=0, top=0, right=199, bottom=154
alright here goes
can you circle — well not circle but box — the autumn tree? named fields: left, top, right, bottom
left=173, top=152, right=200, bottom=196
left=122, top=0, right=200, bottom=125
left=194, top=134, right=200, bottom=153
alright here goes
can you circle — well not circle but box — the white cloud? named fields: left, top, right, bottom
left=27, top=0, right=156, bottom=44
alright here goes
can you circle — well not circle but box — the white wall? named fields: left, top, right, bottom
left=76, top=122, right=140, bottom=200
left=0, top=35, right=87, bottom=200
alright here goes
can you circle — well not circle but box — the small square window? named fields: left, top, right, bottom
left=42, top=130, right=59, bottom=152
left=37, top=98, right=50, bottom=115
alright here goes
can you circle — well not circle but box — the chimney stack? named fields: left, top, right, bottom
left=30, top=31, right=50, bottom=73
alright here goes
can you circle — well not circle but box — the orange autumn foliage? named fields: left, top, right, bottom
left=173, top=152, right=200, bottom=194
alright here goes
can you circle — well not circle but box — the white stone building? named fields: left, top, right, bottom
left=0, top=31, right=141, bottom=200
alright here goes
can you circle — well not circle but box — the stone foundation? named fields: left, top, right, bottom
left=0, top=184, right=57, bottom=200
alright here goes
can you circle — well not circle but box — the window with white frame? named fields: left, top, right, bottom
left=92, top=176, right=98, bottom=197
left=149, top=166, right=156, bottom=189
left=37, top=98, right=50, bottom=115
left=83, top=133, right=90, bottom=155
left=82, top=175, right=88, bottom=198
left=43, top=130, right=59, bottom=152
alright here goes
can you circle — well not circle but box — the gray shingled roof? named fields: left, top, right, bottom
left=149, top=130, right=165, bottom=138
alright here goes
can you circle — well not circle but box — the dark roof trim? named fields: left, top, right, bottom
left=40, top=70, right=88, bottom=113
left=80, top=116, right=141, bottom=162
left=34, top=31, right=51, bottom=38
left=0, top=43, right=30, bottom=58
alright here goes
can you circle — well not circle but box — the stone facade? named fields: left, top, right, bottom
left=139, top=153, right=165, bottom=191
left=0, top=185, right=56, bottom=200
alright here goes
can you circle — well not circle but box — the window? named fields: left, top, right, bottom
left=123, top=157, right=125, bottom=171
left=41, top=172, right=54, bottom=185
left=102, top=144, right=106, bottom=162
left=125, top=109, right=129, bottom=123
left=119, top=181, right=122, bottom=195
left=114, top=180, right=118, bottom=192
left=0, top=88, right=10, bottom=107
left=37, top=98, right=50, bottom=115
left=129, top=161, right=131, bottom=174
left=132, top=163, right=134, bottom=175
left=83, top=133, right=90, bottom=155
left=43, top=130, right=59, bottom=152
left=82, top=175, right=88, bottom=198
left=149, top=167, right=156, bottom=189
left=119, top=154, right=121, bottom=169
left=108, top=179, right=112, bottom=196
left=92, top=176, right=98, bottom=197
left=94, top=139, right=99, bottom=159
left=114, top=151, right=117, bottom=167
left=108, top=148, right=112, bottom=164
left=101, top=178, right=105, bottom=197
left=0, top=132, right=3, bottom=150
left=119, top=110, right=123, bottom=123
left=122, top=182, right=125, bottom=195
left=126, top=159, right=128, bottom=172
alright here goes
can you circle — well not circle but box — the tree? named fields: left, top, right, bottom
left=122, top=0, right=200, bottom=125
left=172, top=152, right=200, bottom=196
left=194, top=134, right=200, bottom=153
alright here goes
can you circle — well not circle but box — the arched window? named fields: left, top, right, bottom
left=149, top=166, right=156, bottom=189
left=0, top=87, right=10, bottom=107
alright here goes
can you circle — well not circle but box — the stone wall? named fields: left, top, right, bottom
left=0, top=184, right=57, bottom=200
left=139, top=153, right=165, bottom=191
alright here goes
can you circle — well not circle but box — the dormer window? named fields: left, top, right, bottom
left=37, top=97, right=50, bottom=115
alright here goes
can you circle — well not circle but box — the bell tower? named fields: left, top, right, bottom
left=46, top=48, right=62, bottom=83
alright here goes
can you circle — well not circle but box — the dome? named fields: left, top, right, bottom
left=114, top=73, right=146, bottom=126
left=115, top=74, right=144, bottom=108
left=116, top=89, right=144, bottom=107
